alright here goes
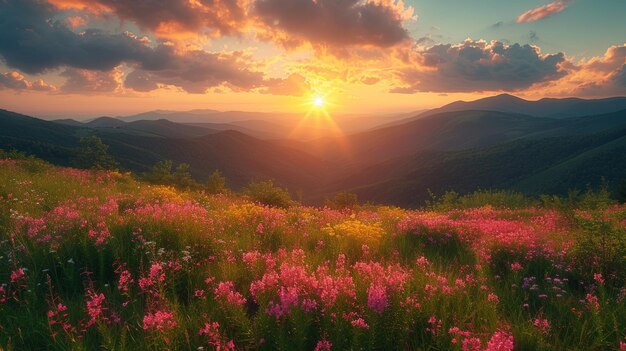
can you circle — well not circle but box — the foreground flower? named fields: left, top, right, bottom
left=367, top=284, right=388, bottom=314
left=485, top=331, right=514, bottom=351
left=143, top=310, right=177, bottom=332
left=314, top=338, right=332, bottom=351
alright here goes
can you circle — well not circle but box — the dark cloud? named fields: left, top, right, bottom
left=0, top=0, right=168, bottom=74
left=254, top=0, right=411, bottom=48
left=124, top=50, right=265, bottom=94
left=85, top=0, right=246, bottom=37
left=0, top=0, right=271, bottom=94
left=392, top=40, right=566, bottom=93
left=529, top=31, right=540, bottom=43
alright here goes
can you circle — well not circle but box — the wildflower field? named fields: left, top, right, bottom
left=1, top=158, right=625, bottom=350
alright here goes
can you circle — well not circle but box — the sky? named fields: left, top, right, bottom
left=0, top=0, right=625, bottom=119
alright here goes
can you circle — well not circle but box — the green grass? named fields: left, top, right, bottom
left=0, top=157, right=624, bottom=350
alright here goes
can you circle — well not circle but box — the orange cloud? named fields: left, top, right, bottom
left=517, top=0, right=571, bottom=23
left=0, top=71, right=56, bottom=91
left=261, top=73, right=311, bottom=96
left=533, top=44, right=626, bottom=97
left=48, top=0, right=250, bottom=40
left=66, top=16, right=87, bottom=28
left=60, top=67, right=123, bottom=93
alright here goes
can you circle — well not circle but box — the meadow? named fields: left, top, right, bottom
left=0, top=157, right=625, bottom=350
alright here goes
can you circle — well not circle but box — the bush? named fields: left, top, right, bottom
left=243, top=180, right=293, bottom=208
left=143, top=160, right=199, bottom=189
left=571, top=210, right=626, bottom=287
left=325, top=192, right=359, bottom=209
left=73, top=136, right=117, bottom=170
left=427, top=189, right=532, bottom=211
left=206, top=170, right=227, bottom=194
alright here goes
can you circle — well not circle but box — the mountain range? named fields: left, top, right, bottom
left=2, top=94, right=626, bottom=206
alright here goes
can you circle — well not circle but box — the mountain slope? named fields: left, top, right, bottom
left=0, top=109, right=327, bottom=193
left=304, top=110, right=561, bottom=165
left=424, top=94, right=626, bottom=119
left=329, top=126, right=626, bottom=206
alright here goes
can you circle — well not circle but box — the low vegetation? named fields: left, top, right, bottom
left=0, top=156, right=625, bottom=350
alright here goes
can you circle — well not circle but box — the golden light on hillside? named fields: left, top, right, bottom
left=289, top=90, right=343, bottom=140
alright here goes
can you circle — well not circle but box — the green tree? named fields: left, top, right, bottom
left=73, top=135, right=117, bottom=170
left=206, top=170, right=227, bottom=194
left=144, top=160, right=174, bottom=184
left=325, top=192, right=359, bottom=209
left=173, top=163, right=196, bottom=189
left=243, top=180, right=293, bottom=208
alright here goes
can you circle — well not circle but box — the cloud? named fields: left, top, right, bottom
left=0, top=0, right=170, bottom=74
left=261, top=73, right=311, bottom=96
left=48, top=0, right=248, bottom=39
left=0, top=0, right=272, bottom=95
left=614, top=64, right=626, bottom=87
left=124, top=50, right=265, bottom=94
left=60, top=67, right=122, bottom=93
left=254, top=0, right=413, bottom=48
left=391, top=40, right=566, bottom=93
left=490, top=21, right=505, bottom=29
left=0, top=71, right=56, bottom=91
left=559, top=44, right=626, bottom=96
left=517, top=0, right=571, bottom=23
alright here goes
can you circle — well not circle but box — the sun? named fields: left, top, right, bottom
left=313, top=96, right=325, bottom=107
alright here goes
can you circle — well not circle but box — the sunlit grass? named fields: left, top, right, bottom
left=0, top=158, right=625, bottom=350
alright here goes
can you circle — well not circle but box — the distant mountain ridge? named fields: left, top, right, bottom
left=3, top=93, right=626, bottom=206
left=425, top=94, right=626, bottom=118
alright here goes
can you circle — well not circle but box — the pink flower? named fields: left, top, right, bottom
left=143, top=310, right=177, bottom=332
left=242, top=251, right=261, bottom=267
left=593, top=273, right=604, bottom=285
left=194, top=289, right=206, bottom=300
left=199, top=320, right=235, bottom=350
left=138, top=263, right=165, bottom=292
left=314, top=338, right=332, bottom=351
left=367, top=284, right=388, bottom=314
left=462, top=337, right=482, bottom=351
left=85, top=290, right=107, bottom=327
left=10, top=268, right=25, bottom=283
left=485, top=331, right=514, bottom=351
left=488, top=293, right=500, bottom=304
left=620, top=341, right=626, bottom=350
left=533, top=317, right=550, bottom=334
left=118, top=270, right=133, bottom=292
left=214, top=281, right=246, bottom=306
left=586, top=293, right=600, bottom=311
left=510, top=262, right=523, bottom=272
left=350, top=318, right=369, bottom=329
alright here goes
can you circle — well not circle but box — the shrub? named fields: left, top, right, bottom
left=73, top=136, right=117, bottom=170
left=325, top=192, right=359, bottom=210
left=143, top=160, right=199, bottom=189
left=243, top=180, right=293, bottom=208
left=206, top=170, right=227, bottom=194
left=428, top=189, right=532, bottom=211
